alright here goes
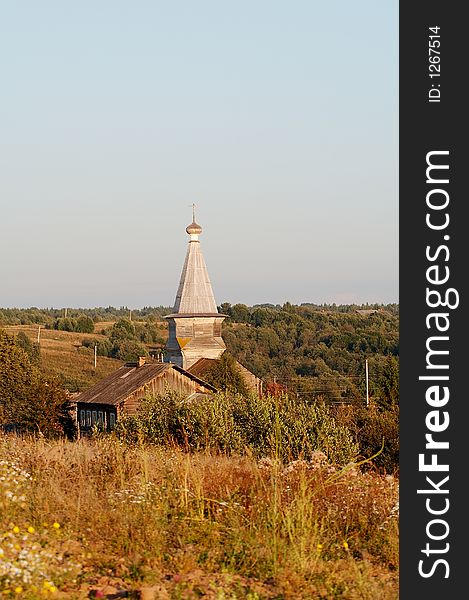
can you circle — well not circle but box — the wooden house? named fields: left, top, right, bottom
left=75, top=357, right=216, bottom=433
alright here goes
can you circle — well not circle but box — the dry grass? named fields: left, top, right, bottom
left=1, top=435, right=398, bottom=599
left=4, top=326, right=121, bottom=391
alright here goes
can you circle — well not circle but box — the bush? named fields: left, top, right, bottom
left=334, top=403, right=399, bottom=473
left=116, top=391, right=359, bottom=465
left=355, top=405, right=399, bottom=473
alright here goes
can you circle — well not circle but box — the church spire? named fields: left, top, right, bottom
left=164, top=211, right=226, bottom=369
left=172, top=210, right=218, bottom=314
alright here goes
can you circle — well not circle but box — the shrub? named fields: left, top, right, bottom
left=334, top=403, right=399, bottom=473
left=116, top=391, right=359, bottom=465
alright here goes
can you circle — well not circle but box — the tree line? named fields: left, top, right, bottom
left=0, top=305, right=171, bottom=327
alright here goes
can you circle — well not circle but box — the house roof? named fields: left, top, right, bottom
left=186, top=357, right=218, bottom=379
left=75, top=361, right=216, bottom=406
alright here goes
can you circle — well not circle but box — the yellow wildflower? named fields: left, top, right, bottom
left=52, top=522, right=60, bottom=529
left=12, top=526, right=20, bottom=534
left=14, top=589, right=23, bottom=595
left=317, top=543, right=323, bottom=551
left=49, top=587, right=57, bottom=594
left=343, top=541, right=349, bottom=550
left=27, top=526, right=35, bottom=534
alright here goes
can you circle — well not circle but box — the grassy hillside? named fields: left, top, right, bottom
left=4, top=325, right=122, bottom=392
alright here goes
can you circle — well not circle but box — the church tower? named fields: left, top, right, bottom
left=164, top=211, right=226, bottom=369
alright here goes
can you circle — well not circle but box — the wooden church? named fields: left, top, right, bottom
left=164, top=215, right=227, bottom=368
left=74, top=211, right=262, bottom=432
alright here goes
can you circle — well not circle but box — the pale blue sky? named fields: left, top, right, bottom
left=0, top=1, right=398, bottom=309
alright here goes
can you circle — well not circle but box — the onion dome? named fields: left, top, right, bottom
left=186, top=221, right=202, bottom=235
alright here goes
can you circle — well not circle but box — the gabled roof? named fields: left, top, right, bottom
left=75, top=362, right=216, bottom=406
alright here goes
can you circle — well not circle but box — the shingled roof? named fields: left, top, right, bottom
left=75, top=361, right=216, bottom=406
left=170, top=219, right=220, bottom=315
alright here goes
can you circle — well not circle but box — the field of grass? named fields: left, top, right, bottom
left=4, top=325, right=122, bottom=392
left=1, top=435, right=398, bottom=599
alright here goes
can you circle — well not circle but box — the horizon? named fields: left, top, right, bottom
left=0, top=300, right=398, bottom=312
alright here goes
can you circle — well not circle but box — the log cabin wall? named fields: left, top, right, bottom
left=121, top=367, right=209, bottom=414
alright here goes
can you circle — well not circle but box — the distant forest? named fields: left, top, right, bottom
left=0, top=302, right=398, bottom=407
left=220, top=302, right=398, bottom=408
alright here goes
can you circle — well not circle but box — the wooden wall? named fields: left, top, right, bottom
left=121, top=368, right=211, bottom=415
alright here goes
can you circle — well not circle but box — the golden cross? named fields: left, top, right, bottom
left=189, top=203, right=197, bottom=222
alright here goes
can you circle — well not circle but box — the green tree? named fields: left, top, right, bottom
left=230, top=304, right=250, bottom=323
left=109, top=319, right=136, bottom=341
left=54, top=317, right=75, bottom=331
left=378, top=355, right=399, bottom=409
left=203, top=352, right=250, bottom=396
left=75, top=315, right=95, bottom=333
left=0, top=330, right=34, bottom=423
left=0, top=329, right=73, bottom=436
left=112, top=339, right=148, bottom=362
left=16, top=331, right=41, bottom=365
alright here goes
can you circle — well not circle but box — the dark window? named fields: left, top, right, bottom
left=86, top=411, right=91, bottom=427
left=80, top=410, right=86, bottom=427
left=98, top=411, right=104, bottom=426
left=109, top=413, right=116, bottom=430
left=92, top=411, right=97, bottom=425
